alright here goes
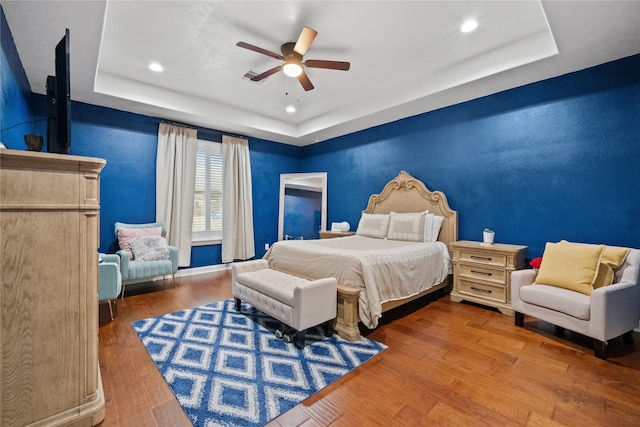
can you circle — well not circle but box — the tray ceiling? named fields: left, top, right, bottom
left=3, top=1, right=639, bottom=146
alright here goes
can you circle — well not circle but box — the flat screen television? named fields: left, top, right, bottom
left=46, top=28, right=71, bottom=154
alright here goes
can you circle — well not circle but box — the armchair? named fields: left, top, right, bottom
left=512, top=244, right=640, bottom=359
left=99, top=254, right=122, bottom=320
left=114, top=221, right=179, bottom=298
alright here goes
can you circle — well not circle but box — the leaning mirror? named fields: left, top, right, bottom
left=278, top=172, right=327, bottom=241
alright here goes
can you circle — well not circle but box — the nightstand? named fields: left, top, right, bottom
left=319, top=231, right=355, bottom=239
left=449, top=240, right=527, bottom=315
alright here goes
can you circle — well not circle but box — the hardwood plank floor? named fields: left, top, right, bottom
left=97, top=271, right=640, bottom=426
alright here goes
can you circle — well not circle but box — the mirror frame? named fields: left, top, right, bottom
left=278, top=172, right=327, bottom=241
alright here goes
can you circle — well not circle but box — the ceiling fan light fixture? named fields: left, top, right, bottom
left=283, top=62, right=303, bottom=77
left=236, top=27, right=350, bottom=91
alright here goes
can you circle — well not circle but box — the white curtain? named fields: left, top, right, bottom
left=222, top=135, right=255, bottom=263
left=156, top=123, right=198, bottom=267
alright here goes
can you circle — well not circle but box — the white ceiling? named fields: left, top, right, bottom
left=3, top=1, right=639, bottom=146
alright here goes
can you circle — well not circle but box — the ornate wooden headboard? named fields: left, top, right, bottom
left=363, top=171, right=458, bottom=250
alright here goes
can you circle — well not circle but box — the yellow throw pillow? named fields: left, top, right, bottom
left=559, top=241, right=630, bottom=288
left=593, top=265, right=614, bottom=289
left=595, top=246, right=630, bottom=288
left=536, top=242, right=605, bottom=295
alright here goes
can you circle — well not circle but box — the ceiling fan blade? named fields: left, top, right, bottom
left=251, top=65, right=283, bottom=81
left=304, top=59, right=351, bottom=71
left=298, top=70, right=314, bottom=91
left=236, top=41, right=283, bottom=60
left=293, top=27, right=318, bottom=56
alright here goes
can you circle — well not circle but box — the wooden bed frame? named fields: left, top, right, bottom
left=334, top=171, right=458, bottom=341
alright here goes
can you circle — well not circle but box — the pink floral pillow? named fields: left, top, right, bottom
left=117, top=227, right=162, bottom=260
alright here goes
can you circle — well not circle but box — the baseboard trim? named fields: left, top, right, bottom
left=126, top=264, right=230, bottom=285
left=176, top=264, right=231, bottom=277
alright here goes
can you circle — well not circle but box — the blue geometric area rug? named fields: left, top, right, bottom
left=132, top=299, right=387, bottom=427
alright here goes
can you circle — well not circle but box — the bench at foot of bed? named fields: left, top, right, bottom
left=231, top=260, right=339, bottom=348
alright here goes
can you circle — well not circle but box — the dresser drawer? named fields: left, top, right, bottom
left=458, top=278, right=507, bottom=303
left=458, top=250, right=506, bottom=268
left=458, top=264, right=507, bottom=283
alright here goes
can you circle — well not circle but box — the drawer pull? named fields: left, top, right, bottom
left=471, top=255, right=492, bottom=261
left=471, top=270, right=492, bottom=276
left=470, top=287, right=492, bottom=294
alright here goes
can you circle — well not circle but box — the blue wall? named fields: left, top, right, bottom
left=1, top=5, right=33, bottom=148
left=303, top=54, right=640, bottom=258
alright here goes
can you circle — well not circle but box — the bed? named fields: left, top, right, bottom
left=264, top=171, right=458, bottom=341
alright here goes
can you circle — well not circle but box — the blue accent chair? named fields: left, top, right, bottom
left=114, top=221, right=179, bottom=298
left=99, top=253, right=123, bottom=320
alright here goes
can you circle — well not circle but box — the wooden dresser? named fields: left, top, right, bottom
left=449, top=240, right=527, bottom=316
left=1, top=150, right=106, bottom=426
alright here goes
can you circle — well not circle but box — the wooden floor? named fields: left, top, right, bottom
left=97, top=271, right=640, bottom=426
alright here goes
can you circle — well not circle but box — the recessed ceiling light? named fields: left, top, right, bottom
left=148, top=62, right=164, bottom=72
left=286, top=105, right=296, bottom=114
left=461, top=20, right=478, bottom=33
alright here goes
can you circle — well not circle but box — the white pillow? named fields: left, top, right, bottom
left=356, top=213, right=389, bottom=239
left=431, top=215, right=445, bottom=242
left=129, top=235, right=170, bottom=261
left=424, top=213, right=445, bottom=242
left=424, top=213, right=434, bottom=241
left=387, top=211, right=427, bottom=242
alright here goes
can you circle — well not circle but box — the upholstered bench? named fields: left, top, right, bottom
left=232, top=259, right=337, bottom=349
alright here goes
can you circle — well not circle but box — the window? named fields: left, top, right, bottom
left=192, top=140, right=222, bottom=243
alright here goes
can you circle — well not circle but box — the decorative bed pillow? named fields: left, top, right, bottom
left=387, top=211, right=426, bottom=242
left=535, top=241, right=605, bottom=295
left=117, top=227, right=162, bottom=260
left=129, top=235, right=170, bottom=261
left=424, top=213, right=434, bottom=241
left=424, top=214, right=444, bottom=242
left=356, top=213, right=390, bottom=238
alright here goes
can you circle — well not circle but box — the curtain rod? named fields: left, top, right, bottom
left=159, top=120, right=247, bottom=140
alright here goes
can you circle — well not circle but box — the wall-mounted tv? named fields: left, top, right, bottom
left=46, top=28, right=71, bottom=154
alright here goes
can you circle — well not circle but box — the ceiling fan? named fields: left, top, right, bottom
left=236, top=27, right=350, bottom=91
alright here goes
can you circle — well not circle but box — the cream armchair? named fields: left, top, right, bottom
left=512, top=245, right=640, bottom=359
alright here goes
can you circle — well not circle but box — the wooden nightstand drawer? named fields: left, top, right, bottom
left=458, top=278, right=507, bottom=303
left=458, top=250, right=507, bottom=267
left=458, top=264, right=507, bottom=283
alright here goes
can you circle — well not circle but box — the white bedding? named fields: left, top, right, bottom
left=263, top=235, right=451, bottom=328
